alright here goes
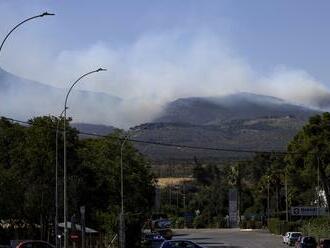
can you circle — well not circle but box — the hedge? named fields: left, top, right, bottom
left=267, top=218, right=301, bottom=235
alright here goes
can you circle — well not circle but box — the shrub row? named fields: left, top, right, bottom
left=300, top=217, right=330, bottom=240
left=267, top=218, right=301, bottom=235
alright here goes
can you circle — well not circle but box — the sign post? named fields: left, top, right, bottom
left=80, top=206, right=86, bottom=248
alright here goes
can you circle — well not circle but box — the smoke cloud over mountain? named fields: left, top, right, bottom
left=1, top=29, right=330, bottom=127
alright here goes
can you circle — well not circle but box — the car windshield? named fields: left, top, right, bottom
left=291, top=233, right=301, bottom=238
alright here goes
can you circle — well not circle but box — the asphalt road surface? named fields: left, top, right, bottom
left=172, top=228, right=285, bottom=248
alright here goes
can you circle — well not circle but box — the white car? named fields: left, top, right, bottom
left=283, top=232, right=292, bottom=244
left=283, top=232, right=302, bottom=246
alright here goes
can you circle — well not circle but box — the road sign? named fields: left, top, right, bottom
left=291, top=206, right=327, bottom=216
left=69, top=232, right=80, bottom=242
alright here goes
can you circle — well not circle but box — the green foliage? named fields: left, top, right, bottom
left=300, top=218, right=330, bottom=240
left=0, top=116, right=155, bottom=244
left=189, top=164, right=229, bottom=227
left=192, top=163, right=220, bottom=186
left=286, top=113, right=330, bottom=208
left=158, top=113, right=330, bottom=236
left=267, top=218, right=301, bottom=235
left=172, top=217, right=184, bottom=228
left=240, top=220, right=262, bottom=229
left=192, top=215, right=207, bottom=228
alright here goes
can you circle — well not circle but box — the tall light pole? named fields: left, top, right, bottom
left=0, top=12, right=55, bottom=55
left=63, top=68, right=106, bottom=248
left=267, top=175, right=270, bottom=224
left=119, top=126, right=148, bottom=248
left=55, top=109, right=66, bottom=248
left=119, top=134, right=130, bottom=248
left=285, top=170, right=288, bottom=222
left=317, top=156, right=320, bottom=217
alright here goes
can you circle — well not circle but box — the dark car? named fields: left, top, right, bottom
left=160, top=240, right=204, bottom=248
left=150, top=218, right=173, bottom=239
left=142, top=233, right=165, bottom=248
left=295, top=236, right=317, bottom=248
left=319, top=239, right=330, bottom=248
left=16, top=241, right=54, bottom=248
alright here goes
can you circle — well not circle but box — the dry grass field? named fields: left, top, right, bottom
left=156, top=177, right=194, bottom=188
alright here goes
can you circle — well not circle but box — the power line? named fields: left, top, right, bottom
left=1, top=116, right=292, bottom=155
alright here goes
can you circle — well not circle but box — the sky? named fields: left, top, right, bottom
left=1, top=0, right=330, bottom=126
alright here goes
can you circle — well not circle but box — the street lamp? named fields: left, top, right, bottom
left=55, top=108, right=66, bottom=248
left=63, top=68, right=106, bottom=248
left=119, top=134, right=130, bottom=248
left=119, top=127, right=147, bottom=248
left=0, top=12, right=55, bottom=55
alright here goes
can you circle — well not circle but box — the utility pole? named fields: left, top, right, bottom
left=119, top=214, right=125, bottom=248
left=285, top=172, right=289, bottom=222
left=80, top=206, right=86, bottom=248
left=183, top=183, right=186, bottom=228
left=267, top=178, right=270, bottom=223
left=317, top=156, right=320, bottom=217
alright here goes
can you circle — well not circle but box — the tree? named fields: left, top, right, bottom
left=0, top=118, right=26, bottom=224
left=78, top=132, right=155, bottom=247
left=286, top=113, right=330, bottom=208
left=0, top=116, right=156, bottom=245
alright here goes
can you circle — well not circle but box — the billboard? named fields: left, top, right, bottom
left=291, top=206, right=327, bottom=216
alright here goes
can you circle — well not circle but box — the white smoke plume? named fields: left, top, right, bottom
left=1, top=28, right=330, bottom=128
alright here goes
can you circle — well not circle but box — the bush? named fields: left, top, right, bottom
left=300, top=218, right=330, bottom=240
left=267, top=218, right=301, bottom=235
left=174, top=217, right=185, bottom=229
left=240, top=220, right=263, bottom=229
left=193, top=215, right=207, bottom=228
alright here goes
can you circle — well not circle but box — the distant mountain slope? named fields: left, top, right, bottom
left=155, top=93, right=316, bottom=125
left=0, top=67, right=121, bottom=123
left=1, top=67, right=321, bottom=163
left=131, top=94, right=320, bottom=163
left=70, top=94, right=320, bottom=163
left=72, top=123, right=116, bottom=137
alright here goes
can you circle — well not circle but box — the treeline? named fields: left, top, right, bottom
left=0, top=116, right=155, bottom=246
left=159, top=113, right=330, bottom=229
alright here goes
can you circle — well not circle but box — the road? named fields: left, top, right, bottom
left=172, top=228, right=284, bottom=248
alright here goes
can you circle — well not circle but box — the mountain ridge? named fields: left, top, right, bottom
left=0, top=68, right=322, bottom=163
left=0, top=67, right=122, bottom=124
left=154, top=92, right=316, bottom=125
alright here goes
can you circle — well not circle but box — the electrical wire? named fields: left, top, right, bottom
left=1, top=116, right=294, bottom=155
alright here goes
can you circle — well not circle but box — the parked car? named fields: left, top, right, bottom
left=142, top=233, right=165, bottom=248
left=295, top=236, right=317, bottom=248
left=16, top=241, right=54, bottom=248
left=283, top=232, right=302, bottom=246
left=319, top=239, right=330, bottom=248
left=148, top=214, right=173, bottom=240
left=160, top=240, right=204, bottom=248
left=283, top=232, right=292, bottom=244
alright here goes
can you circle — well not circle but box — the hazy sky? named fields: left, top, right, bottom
left=1, top=0, right=330, bottom=125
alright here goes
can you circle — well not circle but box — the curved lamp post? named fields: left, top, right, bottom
left=0, top=12, right=55, bottom=55
left=63, top=68, right=106, bottom=248
left=55, top=108, right=66, bottom=248
left=119, top=126, right=147, bottom=248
